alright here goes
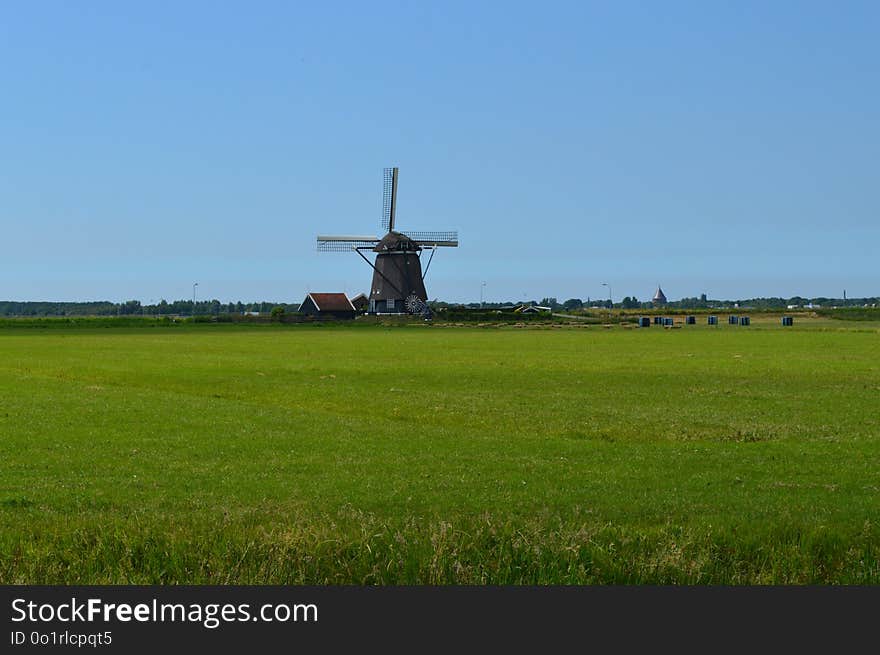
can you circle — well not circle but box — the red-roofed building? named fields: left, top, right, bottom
left=299, top=293, right=357, bottom=320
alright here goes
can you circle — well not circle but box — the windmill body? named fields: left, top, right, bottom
left=368, top=231, right=429, bottom=313
left=317, top=168, right=458, bottom=315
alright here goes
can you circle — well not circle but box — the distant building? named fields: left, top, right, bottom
left=299, top=293, right=357, bottom=320
left=652, top=286, right=667, bottom=305
left=519, top=305, right=552, bottom=314
left=349, top=293, right=369, bottom=313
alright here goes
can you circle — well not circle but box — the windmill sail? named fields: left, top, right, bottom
left=381, top=167, right=398, bottom=232
left=317, top=235, right=379, bottom=252
left=403, top=230, right=458, bottom=247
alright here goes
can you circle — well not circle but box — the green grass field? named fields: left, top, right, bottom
left=1, top=320, right=879, bottom=584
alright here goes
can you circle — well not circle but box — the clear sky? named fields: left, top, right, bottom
left=1, top=1, right=877, bottom=304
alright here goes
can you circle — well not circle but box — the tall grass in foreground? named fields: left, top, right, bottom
left=2, top=512, right=878, bottom=584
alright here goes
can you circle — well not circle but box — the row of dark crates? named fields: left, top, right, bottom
left=638, top=316, right=794, bottom=327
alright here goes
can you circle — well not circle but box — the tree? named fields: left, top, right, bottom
left=270, top=306, right=286, bottom=322
left=562, top=298, right=583, bottom=311
left=119, top=300, right=142, bottom=315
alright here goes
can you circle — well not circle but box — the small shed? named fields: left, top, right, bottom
left=299, top=293, right=357, bottom=320
left=350, top=293, right=369, bottom=313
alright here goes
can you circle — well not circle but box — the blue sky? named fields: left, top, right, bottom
left=1, top=1, right=877, bottom=303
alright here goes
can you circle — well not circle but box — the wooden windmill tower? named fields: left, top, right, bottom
left=317, top=167, right=459, bottom=316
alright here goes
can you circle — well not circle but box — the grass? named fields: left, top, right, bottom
left=1, top=320, right=878, bottom=584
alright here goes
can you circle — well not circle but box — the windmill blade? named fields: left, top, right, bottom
left=317, top=235, right=379, bottom=252
left=404, top=230, right=459, bottom=247
left=381, top=167, right=398, bottom=232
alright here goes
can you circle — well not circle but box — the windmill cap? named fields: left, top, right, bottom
left=374, top=231, right=419, bottom=252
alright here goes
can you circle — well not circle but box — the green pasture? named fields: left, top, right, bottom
left=1, top=320, right=878, bottom=583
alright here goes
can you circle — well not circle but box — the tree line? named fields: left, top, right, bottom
left=1, top=294, right=877, bottom=317
left=0, top=300, right=301, bottom=317
left=432, top=294, right=880, bottom=312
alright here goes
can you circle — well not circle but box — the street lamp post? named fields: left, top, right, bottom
left=193, top=282, right=199, bottom=316
left=480, top=281, right=486, bottom=308
left=601, top=282, right=612, bottom=323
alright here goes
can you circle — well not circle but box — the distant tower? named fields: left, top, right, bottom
left=652, top=285, right=667, bottom=305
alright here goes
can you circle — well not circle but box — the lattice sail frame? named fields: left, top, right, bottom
left=316, top=232, right=458, bottom=252
left=381, top=167, right=396, bottom=232
left=405, top=231, right=458, bottom=246
left=317, top=166, right=458, bottom=253
left=316, top=236, right=379, bottom=252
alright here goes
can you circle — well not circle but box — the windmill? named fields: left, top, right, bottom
left=317, top=167, right=459, bottom=316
